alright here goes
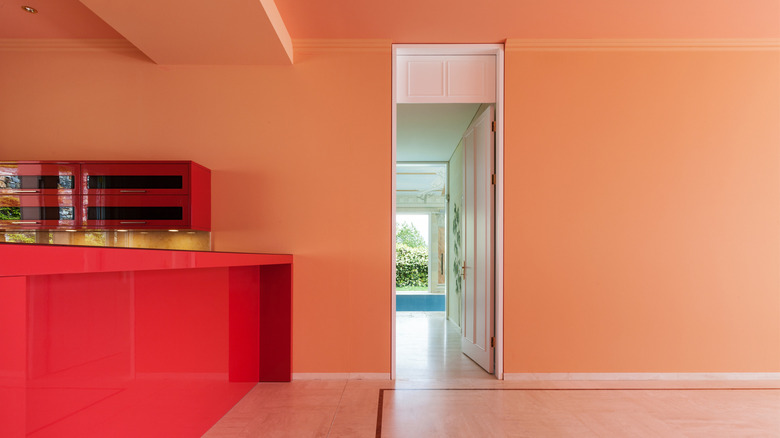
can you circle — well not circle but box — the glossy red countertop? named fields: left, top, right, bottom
left=0, top=243, right=292, bottom=277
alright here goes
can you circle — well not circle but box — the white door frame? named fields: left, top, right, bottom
left=391, top=43, right=504, bottom=380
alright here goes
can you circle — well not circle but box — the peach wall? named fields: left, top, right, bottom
left=3, top=40, right=779, bottom=376
left=504, top=44, right=780, bottom=373
left=0, top=42, right=393, bottom=374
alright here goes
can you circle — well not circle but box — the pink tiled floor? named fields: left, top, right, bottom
left=205, top=313, right=780, bottom=437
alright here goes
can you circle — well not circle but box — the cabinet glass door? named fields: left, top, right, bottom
left=0, top=195, right=78, bottom=229
left=83, top=195, right=189, bottom=229
left=0, top=163, right=79, bottom=195
left=82, top=163, right=190, bottom=195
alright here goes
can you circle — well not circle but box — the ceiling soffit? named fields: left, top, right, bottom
left=77, top=0, right=292, bottom=65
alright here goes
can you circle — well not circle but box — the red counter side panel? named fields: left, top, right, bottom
left=0, top=243, right=292, bottom=437
left=229, top=266, right=261, bottom=382
left=0, top=277, right=27, bottom=438
left=259, top=263, right=293, bottom=382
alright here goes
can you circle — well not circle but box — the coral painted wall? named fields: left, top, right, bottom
left=0, top=42, right=393, bottom=374
left=2, top=39, right=779, bottom=375
left=503, top=44, right=780, bottom=373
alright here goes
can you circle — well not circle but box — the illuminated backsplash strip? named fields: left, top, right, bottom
left=0, top=230, right=211, bottom=251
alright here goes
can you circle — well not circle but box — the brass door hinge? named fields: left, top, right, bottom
left=490, top=336, right=495, bottom=348
left=491, top=121, right=496, bottom=132
left=491, top=174, right=496, bottom=185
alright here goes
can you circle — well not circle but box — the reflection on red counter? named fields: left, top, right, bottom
left=0, top=244, right=292, bottom=437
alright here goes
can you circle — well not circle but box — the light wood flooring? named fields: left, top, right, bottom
left=205, top=312, right=780, bottom=437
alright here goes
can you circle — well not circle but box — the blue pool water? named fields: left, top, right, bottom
left=396, top=293, right=445, bottom=311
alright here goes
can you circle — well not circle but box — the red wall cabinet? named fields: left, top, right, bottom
left=0, top=161, right=210, bottom=231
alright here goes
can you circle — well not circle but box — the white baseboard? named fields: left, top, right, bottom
left=504, top=373, right=780, bottom=381
left=292, top=373, right=391, bottom=380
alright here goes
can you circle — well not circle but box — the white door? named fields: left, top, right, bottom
left=461, top=105, right=495, bottom=372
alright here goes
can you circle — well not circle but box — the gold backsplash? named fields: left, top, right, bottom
left=1, top=230, right=211, bottom=251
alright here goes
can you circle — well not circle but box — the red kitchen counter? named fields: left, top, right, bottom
left=0, top=243, right=292, bottom=438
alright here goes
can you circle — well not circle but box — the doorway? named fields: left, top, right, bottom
left=391, top=44, right=505, bottom=380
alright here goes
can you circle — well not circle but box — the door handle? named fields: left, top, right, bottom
left=10, top=190, right=40, bottom=193
left=119, top=221, right=147, bottom=224
left=12, top=221, right=40, bottom=224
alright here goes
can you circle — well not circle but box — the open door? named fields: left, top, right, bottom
left=392, top=44, right=505, bottom=380
left=460, top=104, right=495, bottom=372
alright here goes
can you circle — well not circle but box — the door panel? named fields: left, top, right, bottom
left=0, top=163, right=79, bottom=195
left=396, top=55, right=496, bottom=103
left=82, top=195, right=189, bottom=229
left=461, top=105, right=495, bottom=372
left=81, top=163, right=189, bottom=195
left=0, top=194, right=78, bottom=229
